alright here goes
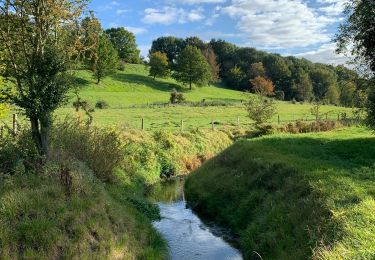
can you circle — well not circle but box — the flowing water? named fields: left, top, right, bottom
left=147, top=178, right=243, bottom=260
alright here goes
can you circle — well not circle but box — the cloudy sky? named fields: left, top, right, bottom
left=89, top=0, right=350, bottom=65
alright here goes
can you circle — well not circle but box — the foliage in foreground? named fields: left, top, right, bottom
left=0, top=132, right=166, bottom=259
left=185, top=127, right=375, bottom=259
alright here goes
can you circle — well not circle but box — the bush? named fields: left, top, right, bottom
left=277, top=120, right=341, bottom=134
left=50, top=120, right=122, bottom=182
left=246, top=95, right=276, bottom=128
left=119, top=60, right=126, bottom=71
left=170, top=89, right=185, bottom=104
left=95, top=100, right=109, bottom=109
left=275, top=91, right=285, bottom=100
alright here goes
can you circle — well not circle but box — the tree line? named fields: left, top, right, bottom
left=149, top=36, right=372, bottom=107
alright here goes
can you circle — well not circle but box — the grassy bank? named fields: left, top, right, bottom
left=0, top=121, right=235, bottom=259
left=185, top=127, right=375, bottom=259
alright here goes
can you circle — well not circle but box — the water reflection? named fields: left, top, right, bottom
left=148, top=179, right=243, bottom=260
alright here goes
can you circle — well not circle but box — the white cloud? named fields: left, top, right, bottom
left=220, top=0, right=340, bottom=49
left=295, top=43, right=350, bottom=65
left=142, top=7, right=205, bottom=25
left=317, top=0, right=348, bottom=16
left=116, top=9, right=128, bottom=15
left=126, top=26, right=148, bottom=35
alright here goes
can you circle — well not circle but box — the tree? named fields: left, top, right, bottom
left=250, top=76, right=275, bottom=97
left=183, top=36, right=206, bottom=51
left=310, top=68, right=338, bottom=100
left=202, top=48, right=220, bottom=83
left=105, top=27, right=141, bottom=64
left=246, top=95, right=276, bottom=127
left=150, top=36, right=185, bottom=65
left=295, top=70, right=314, bottom=101
left=226, top=66, right=246, bottom=90
left=339, top=80, right=357, bottom=107
left=325, top=84, right=340, bottom=105
left=149, top=52, right=169, bottom=79
left=0, top=0, right=89, bottom=156
left=336, top=0, right=375, bottom=73
left=92, top=35, right=119, bottom=84
left=80, top=14, right=103, bottom=69
left=0, top=76, right=8, bottom=119
left=249, top=62, right=266, bottom=79
left=173, top=46, right=211, bottom=90
left=263, top=55, right=292, bottom=98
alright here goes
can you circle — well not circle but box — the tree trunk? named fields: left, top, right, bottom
left=189, top=78, right=192, bottom=90
left=30, top=115, right=50, bottom=156
left=30, top=117, right=43, bottom=155
left=40, top=115, right=50, bottom=156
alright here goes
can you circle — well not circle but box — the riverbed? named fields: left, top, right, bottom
left=147, top=178, right=242, bottom=260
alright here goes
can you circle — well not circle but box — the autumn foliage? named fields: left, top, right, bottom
left=250, top=76, right=275, bottom=97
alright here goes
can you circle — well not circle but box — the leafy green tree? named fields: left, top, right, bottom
left=105, top=27, right=141, bottom=64
left=310, top=68, right=338, bottom=100
left=295, top=70, right=314, bottom=101
left=246, top=95, right=276, bottom=127
left=92, top=35, right=119, bottom=84
left=336, top=0, right=375, bottom=73
left=263, top=55, right=292, bottom=97
left=149, top=52, right=169, bottom=79
left=325, top=84, right=340, bottom=105
left=226, top=66, right=246, bottom=90
left=0, top=0, right=89, bottom=155
left=173, top=46, right=211, bottom=90
left=150, top=36, right=185, bottom=65
left=339, top=80, right=357, bottom=107
left=249, top=62, right=266, bottom=79
left=183, top=37, right=206, bottom=50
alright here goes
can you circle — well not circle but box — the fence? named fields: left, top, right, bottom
left=0, top=111, right=364, bottom=137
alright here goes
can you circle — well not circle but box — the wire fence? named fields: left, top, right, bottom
left=0, top=111, right=365, bottom=137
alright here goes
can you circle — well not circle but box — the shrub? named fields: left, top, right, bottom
left=119, top=60, right=126, bottom=71
left=246, top=95, right=276, bottom=128
left=50, top=120, right=122, bottom=182
left=275, top=91, right=285, bottom=100
left=170, top=89, right=185, bottom=104
left=95, top=100, right=109, bottom=109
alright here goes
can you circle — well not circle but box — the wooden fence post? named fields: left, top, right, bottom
left=141, top=118, right=144, bottom=130
left=181, top=120, right=184, bottom=132
left=12, top=114, right=17, bottom=136
left=278, top=115, right=280, bottom=124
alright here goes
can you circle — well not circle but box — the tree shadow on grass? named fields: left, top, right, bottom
left=72, top=76, right=91, bottom=88
left=111, top=73, right=188, bottom=92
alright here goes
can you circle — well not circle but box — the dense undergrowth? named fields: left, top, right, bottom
left=0, top=119, right=235, bottom=259
left=185, top=127, right=375, bottom=259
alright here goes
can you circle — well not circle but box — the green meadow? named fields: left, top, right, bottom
left=52, top=64, right=354, bottom=130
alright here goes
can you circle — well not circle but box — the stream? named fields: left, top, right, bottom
left=147, top=178, right=243, bottom=260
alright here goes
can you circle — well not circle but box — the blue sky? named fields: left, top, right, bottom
left=89, top=0, right=350, bottom=65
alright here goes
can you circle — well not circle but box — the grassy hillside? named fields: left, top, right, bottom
left=51, top=64, right=353, bottom=130
left=185, top=127, right=375, bottom=259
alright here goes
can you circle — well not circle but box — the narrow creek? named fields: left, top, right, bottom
left=147, top=178, right=243, bottom=260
